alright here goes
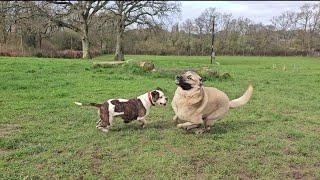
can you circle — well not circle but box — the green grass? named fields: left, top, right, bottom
left=1, top=55, right=320, bottom=179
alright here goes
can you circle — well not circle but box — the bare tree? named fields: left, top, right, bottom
left=170, top=23, right=179, bottom=47
left=35, top=1, right=108, bottom=58
left=181, top=19, right=194, bottom=56
left=107, top=1, right=180, bottom=61
left=194, top=15, right=206, bottom=55
left=0, top=1, right=11, bottom=45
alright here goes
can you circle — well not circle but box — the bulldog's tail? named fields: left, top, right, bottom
left=229, top=85, right=253, bottom=109
left=74, top=102, right=102, bottom=108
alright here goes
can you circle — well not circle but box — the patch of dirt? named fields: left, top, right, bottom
left=280, top=164, right=316, bottom=179
left=237, top=171, right=252, bottom=180
left=283, top=147, right=291, bottom=155
left=0, top=148, right=10, bottom=156
left=286, top=135, right=295, bottom=142
left=189, top=159, right=206, bottom=176
left=245, top=134, right=257, bottom=141
left=289, top=164, right=304, bottom=179
left=0, top=124, right=21, bottom=138
left=91, top=146, right=112, bottom=177
left=35, top=163, right=45, bottom=170
left=164, top=144, right=186, bottom=155
left=314, top=162, right=320, bottom=167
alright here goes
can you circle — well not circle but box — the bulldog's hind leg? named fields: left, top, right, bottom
left=96, top=107, right=110, bottom=133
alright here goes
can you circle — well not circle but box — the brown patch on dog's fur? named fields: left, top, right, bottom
left=111, top=99, right=146, bottom=123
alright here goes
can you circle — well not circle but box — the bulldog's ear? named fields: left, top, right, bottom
left=156, top=87, right=163, bottom=91
left=151, top=90, right=160, bottom=101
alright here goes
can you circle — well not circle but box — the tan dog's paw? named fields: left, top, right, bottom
left=177, top=123, right=184, bottom=129
left=195, top=129, right=205, bottom=134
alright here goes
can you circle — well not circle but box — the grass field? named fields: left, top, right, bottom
left=1, top=55, right=320, bottom=179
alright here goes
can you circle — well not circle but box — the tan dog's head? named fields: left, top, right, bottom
left=175, top=71, right=204, bottom=90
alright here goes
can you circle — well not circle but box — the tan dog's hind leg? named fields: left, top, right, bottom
left=195, top=120, right=211, bottom=134
left=199, top=108, right=228, bottom=133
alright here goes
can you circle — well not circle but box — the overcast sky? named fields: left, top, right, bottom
left=178, top=1, right=318, bottom=25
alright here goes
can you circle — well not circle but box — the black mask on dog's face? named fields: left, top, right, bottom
left=175, top=71, right=204, bottom=90
left=175, top=75, right=193, bottom=90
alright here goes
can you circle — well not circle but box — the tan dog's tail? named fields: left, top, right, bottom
left=74, top=102, right=102, bottom=108
left=229, top=85, right=253, bottom=109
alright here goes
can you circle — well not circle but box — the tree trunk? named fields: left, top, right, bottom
left=38, top=33, right=42, bottom=49
left=82, top=34, right=90, bottom=59
left=114, top=18, right=125, bottom=61
left=80, top=22, right=90, bottom=59
left=188, top=29, right=191, bottom=56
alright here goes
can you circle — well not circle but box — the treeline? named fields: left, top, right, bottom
left=0, top=1, right=180, bottom=60
left=0, top=1, right=319, bottom=60
left=123, top=4, right=320, bottom=57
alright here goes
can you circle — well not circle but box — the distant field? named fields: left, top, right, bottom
left=1, top=55, right=320, bottom=179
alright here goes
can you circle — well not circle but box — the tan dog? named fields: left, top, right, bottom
left=171, top=71, right=253, bottom=133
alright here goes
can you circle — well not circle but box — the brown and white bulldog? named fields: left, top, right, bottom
left=75, top=87, right=167, bottom=132
left=172, top=71, right=253, bottom=133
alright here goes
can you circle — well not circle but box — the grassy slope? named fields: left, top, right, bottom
left=0, top=55, right=320, bottom=179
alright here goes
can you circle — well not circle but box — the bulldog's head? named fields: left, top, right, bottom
left=151, top=87, right=168, bottom=106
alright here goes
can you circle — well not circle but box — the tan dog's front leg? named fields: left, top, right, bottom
left=177, top=122, right=201, bottom=130
left=173, top=115, right=179, bottom=123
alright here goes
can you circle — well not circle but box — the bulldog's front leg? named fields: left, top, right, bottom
left=139, top=119, right=146, bottom=128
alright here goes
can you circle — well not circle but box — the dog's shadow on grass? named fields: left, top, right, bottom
left=109, top=119, right=273, bottom=134
left=185, top=119, right=273, bottom=135
left=110, top=120, right=174, bottom=132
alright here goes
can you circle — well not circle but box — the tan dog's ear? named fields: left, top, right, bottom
left=199, top=77, right=205, bottom=86
left=156, top=87, right=163, bottom=91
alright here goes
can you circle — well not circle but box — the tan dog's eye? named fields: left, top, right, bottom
left=187, top=75, right=192, bottom=80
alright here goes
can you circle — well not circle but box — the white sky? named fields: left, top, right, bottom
left=178, top=1, right=319, bottom=25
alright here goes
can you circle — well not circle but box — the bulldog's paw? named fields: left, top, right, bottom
left=100, top=128, right=109, bottom=133
left=97, top=126, right=109, bottom=133
left=140, top=123, right=146, bottom=129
